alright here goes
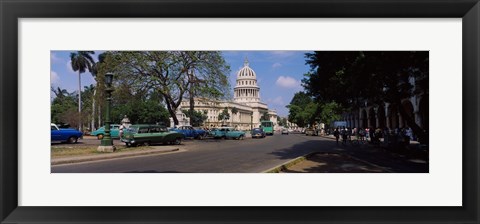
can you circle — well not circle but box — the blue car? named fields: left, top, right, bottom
left=51, top=123, right=83, bottom=143
left=251, top=128, right=266, bottom=138
left=170, top=125, right=207, bottom=139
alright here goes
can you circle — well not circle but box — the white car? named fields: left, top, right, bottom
left=281, top=129, right=289, bottom=135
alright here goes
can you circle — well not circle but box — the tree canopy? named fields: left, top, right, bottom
left=302, top=51, right=429, bottom=140
left=106, top=51, right=230, bottom=125
left=286, top=92, right=318, bottom=127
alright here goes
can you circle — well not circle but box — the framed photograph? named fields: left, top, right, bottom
left=1, top=0, right=479, bottom=223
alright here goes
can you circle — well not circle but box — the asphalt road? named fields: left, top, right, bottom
left=52, top=133, right=338, bottom=173
left=51, top=133, right=428, bottom=173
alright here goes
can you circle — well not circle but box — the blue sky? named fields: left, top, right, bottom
left=50, top=51, right=312, bottom=117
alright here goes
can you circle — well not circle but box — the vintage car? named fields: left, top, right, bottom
left=121, top=124, right=184, bottom=147
left=170, top=125, right=207, bottom=139
left=281, top=128, right=289, bottom=135
left=51, top=123, right=83, bottom=144
left=305, top=128, right=318, bottom=136
left=90, top=124, right=121, bottom=139
left=251, top=128, right=266, bottom=138
left=211, top=127, right=245, bottom=140
left=207, top=128, right=218, bottom=138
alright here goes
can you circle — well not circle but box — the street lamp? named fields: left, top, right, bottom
left=98, top=72, right=116, bottom=152
left=250, top=111, right=253, bottom=131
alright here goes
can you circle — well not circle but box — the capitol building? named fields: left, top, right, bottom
left=171, top=58, right=278, bottom=130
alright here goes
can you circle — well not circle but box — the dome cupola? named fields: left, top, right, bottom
left=237, top=58, right=257, bottom=79
left=234, top=57, right=261, bottom=103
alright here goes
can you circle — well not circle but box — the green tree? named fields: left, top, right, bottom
left=182, top=109, right=208, bottom=127
left=218, top=108, right=230, bottom=125
left=318, top=102, right=342, bottom=128
left=260, top=112, right=270, bottom=121
left=89, top=52, right=109, bottom=130
left=277, top=117, right=288, bottom=127
left=70, top=51, right=95, bottom=131
left=51, top=87, right=76, bottom=125
left=108, top=51, right=231, bottom=126
left=110, top=98, right=170, bottom=126
left=178, top=52, right=231, bottom=125
left=286, top=92, right=318, bottom=127
left=51, top=86, right=94, bottom=130
left=81, top=84, right=95, bottom=131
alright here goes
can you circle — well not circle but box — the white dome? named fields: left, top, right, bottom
left=237, top=58, right=257, bottom=79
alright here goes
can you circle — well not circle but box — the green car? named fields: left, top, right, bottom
left=212, top=127, right=246, bottom=140
left=121, top=124, right=184, bottom=147
left=91, top=124, right=121, bottom=139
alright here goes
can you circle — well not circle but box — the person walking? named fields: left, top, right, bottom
left=341, top=128, right=348, bottom=145
left=334, top=128, right=340, bottom=144
left=121, top=115, right=131, bottom=128
left=119, top=124, right=125, bottom=139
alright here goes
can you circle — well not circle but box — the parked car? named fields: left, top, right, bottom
left=251, top=128, right=266, bottom=138
left=305, top=128, right=318, bottom=136
left=207, top=128, right=218, bottom=138
left=51, top=123, right=83, bottom=144
left=121, top=124, right=185, bottom=147
left=281, top=128, right=289, bottom=135
left=211, top=127, right=246, bottom=140
left=91, top=124, right=121, bottom=139
left=170, top=125, right=207, bottom=139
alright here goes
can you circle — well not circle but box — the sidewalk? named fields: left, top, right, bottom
left=268, top=134, right=429, bottom=173
left=319, top=134, right=428, bottom=160
left=51, top=146, right=179, bottom=165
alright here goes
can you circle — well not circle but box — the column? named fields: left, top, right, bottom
left=398, top=113, right=403, bottom=128
left=384, top=103, right=390, bottom=129
left=414, top=110, right=422, bottom=128
left=367, top=113, right=372, bottom=128
left=358, top=110, right=362, bottom=128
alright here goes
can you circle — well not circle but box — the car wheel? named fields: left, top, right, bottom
left=197, top=134, right=204, bottom=140
left=97, top=134, right=104, bottom=140
left=144, top=141, right=150, bottom=146
left=239, top=135, right=244, bottom=140
left=68, top=136, right=78, bottom=144
left=175, top=138, right=182, bottom=145
left=126, top=143, right=131, bottom=147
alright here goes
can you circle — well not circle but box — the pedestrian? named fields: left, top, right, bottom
left=341, top=128, right=347, bottom=145
left=119, top=124, right=125, bottom=139
left=334, top=128, right=340, bottom=144
left=369, top=127, right=375, bottom=143
left=121, top=115, right=131, bottom=128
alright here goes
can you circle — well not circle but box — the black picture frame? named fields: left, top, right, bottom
left=1, top=0, right=479, bottom=223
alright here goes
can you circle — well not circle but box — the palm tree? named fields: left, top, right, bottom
left=70, top=51, right=95, bottom=131
left=90, top=52, right=107, bottom=131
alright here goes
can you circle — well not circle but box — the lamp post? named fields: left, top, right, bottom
left=98, top=72, right=116, bottom=152
left=250, top=111, right=253, bottom=131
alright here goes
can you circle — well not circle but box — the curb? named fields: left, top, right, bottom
left=263, top=151, right=392, bottom=173
left=263, top=153, right=315, bottom=173
left=51, top=147, right=179, bottom=165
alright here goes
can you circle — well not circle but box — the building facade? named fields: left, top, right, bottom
left=170, top=58, right=278, bottom=130
left=341, top=77, right=428, bottom=131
